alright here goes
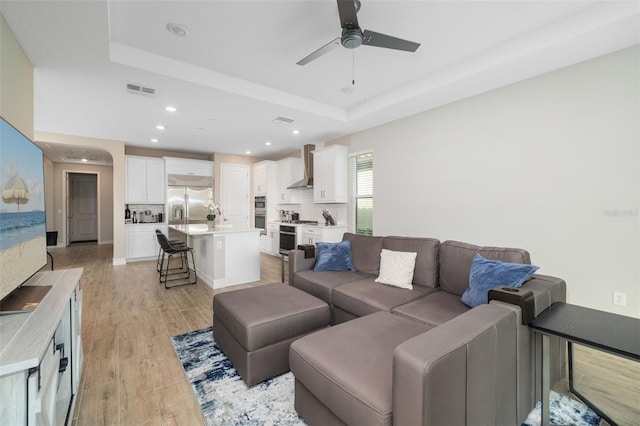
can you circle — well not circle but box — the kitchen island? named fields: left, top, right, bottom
left=169, top=224, right=261, bottom=289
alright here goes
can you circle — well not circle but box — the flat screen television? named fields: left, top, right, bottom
left=0, top=116, right=47, bottom=311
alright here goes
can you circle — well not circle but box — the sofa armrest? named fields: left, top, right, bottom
left=393, top=304, right=519, bottom=426
left=287, top=249, right=316, bottom=286
left=519, top=274, right=567, bottom=316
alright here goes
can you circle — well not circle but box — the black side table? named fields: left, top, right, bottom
left=529, top=302, right=640, bottom=426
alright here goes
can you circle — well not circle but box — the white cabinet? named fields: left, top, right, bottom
left=126, top=224, right=166, bottom=260
left=313, top=145, right=348, bottom=203
left=164, top=157, right=214, bottom=176
left=300, top=225, right=348, bottom=246
left=276, top=157, right=303, bottom=203
left=253, top=160, right=277, bottom=196
left=0, top=268, right=83, bottom=426
left=265, top=222, right=280, bottom=255
left=126, top=155, right=165, bottom=203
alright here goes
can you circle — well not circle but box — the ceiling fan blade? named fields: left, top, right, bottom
left=296, top=38, right=341, bottom=66
left=337, top=0, right=359, bottom=29
left=362, top=30, right=420, bottom=52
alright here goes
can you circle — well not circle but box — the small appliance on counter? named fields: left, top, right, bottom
left=139, top=209, right=155, bottom=223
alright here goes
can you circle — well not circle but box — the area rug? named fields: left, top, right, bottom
left=171, top=327, right=600, bottom=426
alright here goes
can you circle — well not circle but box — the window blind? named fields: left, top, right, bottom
left=349, top=153, right=373, bottom=235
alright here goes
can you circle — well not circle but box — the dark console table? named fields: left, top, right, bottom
left=529, top=302, right=640, bottom=426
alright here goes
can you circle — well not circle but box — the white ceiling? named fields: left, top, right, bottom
left=1, top=1, right=638, bottom=161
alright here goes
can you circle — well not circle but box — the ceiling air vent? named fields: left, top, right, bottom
left=126, top=83, right=156, bottom=97
left=272, top=116, right=294, bottom=125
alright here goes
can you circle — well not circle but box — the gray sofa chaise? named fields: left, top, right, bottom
left=288, top=233, right=566, bottom=425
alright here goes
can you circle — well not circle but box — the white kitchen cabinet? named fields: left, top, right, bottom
left=313, top=145, right=348, bottom=203
left=276, top=157, right=303, bottom=203
left=164, top=157, right=214, bottom=177
left=0, top=268, right=83, bottom=426
left=253, top=160, right=277, bottom=196
left=126, top=155, right=165, bottom=203
left=266, top=222, right=280, bottom=255
left=126, top=224, right=166, bottom=260
left=300, top=225, right=348, bottom=246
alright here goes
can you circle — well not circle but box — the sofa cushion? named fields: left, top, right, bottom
left=290, top=312, right=432, bottom=426
left=342, top=233, right=384, bottom=275
left=382, top=236, right=440, bottom=288
left=375, top=249, right=417, bottom=289
left=461, top=254, right=540, bottom=308
left=391, top=290, right=470, bottom=327
left=314, top=240, right=356, bottom=272
left=293, top=270, right=373, bottom=304
left=332, top=278, right=435, bottom=318
left=439, top=241, right=531, bottom=296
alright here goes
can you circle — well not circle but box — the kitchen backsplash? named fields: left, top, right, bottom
left=276, top=190, right=348, bottom=225
left=127, top=204, right=165, bottom=223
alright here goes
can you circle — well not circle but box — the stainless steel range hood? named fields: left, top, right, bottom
left=287, top=144, right=315, bottom=189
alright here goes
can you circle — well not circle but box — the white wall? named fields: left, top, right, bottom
left=0, top=14, right=33, bottom=139
left=347, top=46, right=639, bottom=318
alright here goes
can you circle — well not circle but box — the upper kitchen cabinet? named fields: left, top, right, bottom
left=313, top=145, right=348, bottom=203
left=253, top=160, right=276, bottom=196
left=276, top=157, right=303, bottom=203
left=164, top=157, right=214, bottom=177
left=126, top=155, right=165, bottom=204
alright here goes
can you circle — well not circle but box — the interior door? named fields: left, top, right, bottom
left=221, top=164, right=250, bottom=226
left=69, top=173, right=98, bottom=242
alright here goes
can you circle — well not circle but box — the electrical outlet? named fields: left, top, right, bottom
left=613, top=292, right=626, bottom=306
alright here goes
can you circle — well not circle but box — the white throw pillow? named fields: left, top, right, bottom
left=375, top=249, right=417, bottom=289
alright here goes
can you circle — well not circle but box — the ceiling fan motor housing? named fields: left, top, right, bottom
left=341, top=28, right=363, bottom=49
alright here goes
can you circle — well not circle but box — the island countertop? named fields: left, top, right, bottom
left=169, top=224, right=263, bottom=236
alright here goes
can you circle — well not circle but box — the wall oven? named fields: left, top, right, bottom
left=254, top=196, right=266, bottom=210
left=279, top=225, right=297, bottom=254
left=254, top=196, right=267, bottom=235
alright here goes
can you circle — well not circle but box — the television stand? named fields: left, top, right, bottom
left=0, top=268, right=83, bottom=425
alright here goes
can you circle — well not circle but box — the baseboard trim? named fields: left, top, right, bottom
left=112, top=257, right=126, bottom=266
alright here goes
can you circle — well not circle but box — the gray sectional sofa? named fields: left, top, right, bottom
left=287, top=233, right=566, bottom=426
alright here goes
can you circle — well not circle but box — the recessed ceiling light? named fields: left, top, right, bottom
left=166, top=23, right=188, bottom=37
left=292, top=130, right=300, bottom=135
left=165, top=106, right=177, bottom=112
left=265, top=141, right=272, bottom=146
left=245, top=150, right=252, bottom=155
left=156, top=125, right=165, bottom=130
left=151, top=138, right=159, bottom=143
left=81, top=158, right=88, bottom=162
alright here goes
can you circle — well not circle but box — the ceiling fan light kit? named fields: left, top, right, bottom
left=297, top=0, right=420, bottom=66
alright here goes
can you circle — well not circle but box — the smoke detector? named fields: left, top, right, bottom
left=167, top=23, right=188, bottom=37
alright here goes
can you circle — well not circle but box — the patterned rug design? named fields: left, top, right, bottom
left=171, top=327, right=600, bottom=426
left=171, top=326, right=304, bottom=426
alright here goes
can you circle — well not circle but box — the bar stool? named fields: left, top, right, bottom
left=155, top=229, right=186, bottom=273
left=155, top=230, right=197, bottom=288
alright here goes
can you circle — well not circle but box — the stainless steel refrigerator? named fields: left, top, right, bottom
left=167, top=174, right=214, bottom=226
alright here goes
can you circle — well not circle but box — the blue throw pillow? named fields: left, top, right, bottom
left=461, top=254, right=539, bottom=308
left=313, top=240, right=356, bottom=272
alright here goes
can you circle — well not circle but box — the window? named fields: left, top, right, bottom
left=349, top=152, right=373, bottom=235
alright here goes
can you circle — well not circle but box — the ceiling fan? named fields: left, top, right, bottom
left=296, top=0, right=420, bottom=66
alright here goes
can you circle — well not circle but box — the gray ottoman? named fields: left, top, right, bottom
left=213, top=283, right=330, bottom=386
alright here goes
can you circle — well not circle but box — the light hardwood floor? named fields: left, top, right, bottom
left=42, top=244, right=638, bottom=426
